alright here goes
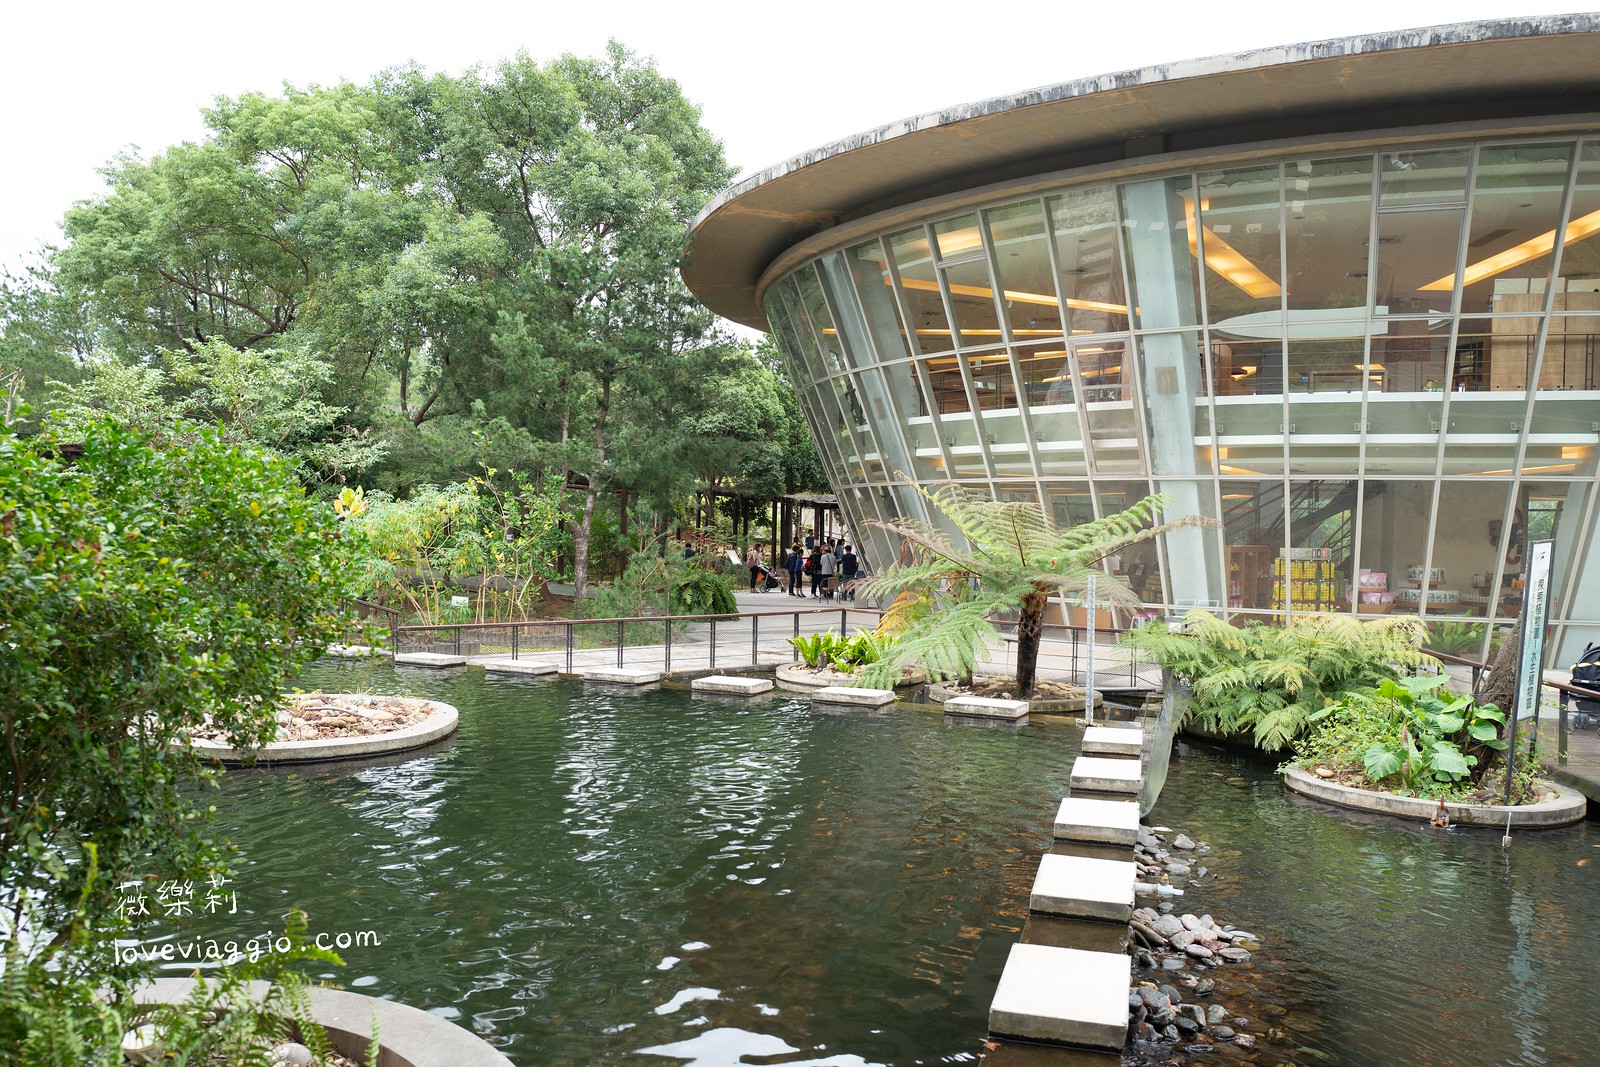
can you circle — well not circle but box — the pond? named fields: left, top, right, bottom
left=182, top=662, right=1600, bottom=1066
left=1140, top=741, right=1600, bottom=1067
left=185, top=661, right=1077, bottom=1066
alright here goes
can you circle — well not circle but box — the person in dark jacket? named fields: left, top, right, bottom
left=785, top=544, right=805, bottom=597
left=807, top=547, right=824, bottom=598
left=839, top=544, right=859, bottom=600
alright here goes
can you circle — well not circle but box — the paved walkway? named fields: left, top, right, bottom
left=403, top=587, right=1161, bottom=690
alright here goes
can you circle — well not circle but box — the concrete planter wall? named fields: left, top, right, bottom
left=775, top=663, right=924, bottom=692
left=135, top=978, right=512, bottom=1067
left=1282, top=766, right=1588, bottom=828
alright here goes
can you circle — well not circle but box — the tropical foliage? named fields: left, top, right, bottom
left=0, top=43, right=826, bottom=597
left=575, top=548, right=738, bottom=623
left=855, top=486, right=1214, bottom=697
left=1291, top=674, right=1524, bottom=801
left=1123, top=610, right=1438, bottom=751
left=345, top=472, right=567, bottom=623
left=0, top=411, right=363, bottom=1058
left=789, top=629, right=893, bottom=674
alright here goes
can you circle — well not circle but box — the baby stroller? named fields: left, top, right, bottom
left=1569, top=643, right=1600, bottom=731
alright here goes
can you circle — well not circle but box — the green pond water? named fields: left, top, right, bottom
left=175, top=661, right=1600, bottom=1066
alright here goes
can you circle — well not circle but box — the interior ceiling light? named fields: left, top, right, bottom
left=1184, top=198, right=1283, bottom=299
left=935, top=227, right=984, bottom=257
left=891, top=274, right=1127, bottom=316
left=1421, top=206, right=1600, bottom=290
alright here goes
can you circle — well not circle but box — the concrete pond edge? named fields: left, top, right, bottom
left=774, top=663, right=925, bottom=693
left=1281, top=766, right=1588, bottom=828
left=133, top=978, right=512, bottom=1067
left=188, top=696, right=459, bottom=765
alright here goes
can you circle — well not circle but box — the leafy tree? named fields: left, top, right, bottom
left=33, top=43, right=736, bottom=590
left=0, top=412, right=362, bottom=1050
left=0, top=254, right=96, bottom=414
left=1124, top=610, right=1438, bottom=751
left=48, top=341, right=386, bottom=491
left=856, top=487, right=1212, bottom=698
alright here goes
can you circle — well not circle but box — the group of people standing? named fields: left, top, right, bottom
left=784, top=530, right=859, bottom=600
left=743, top=530, right=864, bottom=599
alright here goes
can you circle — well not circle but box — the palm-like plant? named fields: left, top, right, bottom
left=854, top=485, right=1215, bottom=698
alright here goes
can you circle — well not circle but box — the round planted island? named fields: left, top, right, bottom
left=189, top=693, right=458, bottom=765
left=1282, top=766, right=1587, bottom=828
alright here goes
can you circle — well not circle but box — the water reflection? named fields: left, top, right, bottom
left=203, top=663, right=1079, bottom=1065
left=1147, top=741, right=1600, bottom=1067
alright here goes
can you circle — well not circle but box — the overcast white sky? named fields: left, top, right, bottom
left=3, top=1, right=1595, bottom=275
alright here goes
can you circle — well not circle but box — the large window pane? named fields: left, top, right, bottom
left=1434, top=481, right=1515, bottom=621
left=1046, top=185, right=1130, bottom=335
left=1356, top=480, right=1433, bottom=616
left=846, top=239, right=913, bottom=364
left=1080, top=337, right=1141, bottom=474
left=1121, top=175, right=1203, bottom=330
left=1459, top=142, right=1573, bottom=314
left=939, top=219, right=1003, bottom=343
left=1485, top=314, right=1542, bottom=391
left=1539, top=313, right=1600, bottom=389
left=1376, top=146, right=1471, bottom=207
left=1222, top=481, right=1284, bottom=612
left=987, top=200, right=1064, bottom=343
left=965, top=348, right=1019, bottom=410
left=1372, top=207, right=1465, bottom=318
left=1139, top=332, right=1211, bottom=476
left=887, top=226, right=953, bottom=356
left=1555, top=141, right=1600, bottom=291
left=1283, top=478, right=1359, bottom=613
left=924, top=354, right=973, bottom=415
left=1195, top=164, right=1284, bottom=323
left=796, top=265, right=847, bottom=375
left=1095, top=480, right=1163, bottom=605
left=1285, top=155, right=1373, bottom=314
left=763, top=281, right=812, bottom=388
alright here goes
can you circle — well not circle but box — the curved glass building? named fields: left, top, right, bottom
left=685, top=17, right=1600, bottom=662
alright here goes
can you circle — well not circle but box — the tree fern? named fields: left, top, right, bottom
left=1124, top=610, right=1438, bottom=751
left=856, top=483, right=1216, bottom=698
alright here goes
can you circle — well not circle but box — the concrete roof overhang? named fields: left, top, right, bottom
left=683, top=15, right=1600, bottom=331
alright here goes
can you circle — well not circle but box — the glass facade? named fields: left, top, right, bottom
left=762, top=138, right=1600, bottom=660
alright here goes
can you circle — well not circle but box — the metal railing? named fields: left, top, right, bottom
left=1422, top=647, right=1600, bottom=765
left=393, top=606, right=868, bottom=676
left=390, top=608, right=1162, bottom=689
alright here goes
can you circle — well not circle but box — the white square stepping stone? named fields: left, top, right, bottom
left=394, top=653, right=468, bottom=668
left=944, top=696, right=1029, bottom=721
left=988, top=942, right=1130, bottom=1050
left=692, top=675, right=774, bottom=696
left=1029, top=854, right=1135, bottom=922
left=581, top=668, right=662, bottom=685
left=1082, top=725, right=1142, bottom=757
left=1053, top=797, right=1141, bottom=845
left=480, top=659, right=558, bottom=677
left=1070, top=756, right=1142, bottom=795
left=812, top=686, right=895, bottom=707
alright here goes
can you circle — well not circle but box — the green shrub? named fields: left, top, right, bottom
left=789, top=629, right=895, bottom=673
left=1301, top=674, right=1508, bottom=798
left=1425, top=620, right=1488, bottom=658
left=1122, top=611, right=1437, bottom=751
left=669, top=565, right=738, bottom=617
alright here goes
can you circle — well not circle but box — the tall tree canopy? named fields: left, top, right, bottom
left=0, top=42, right=817, bottom=593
